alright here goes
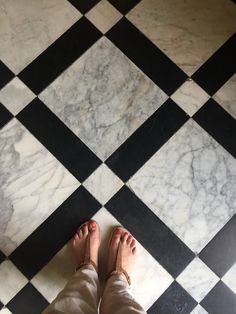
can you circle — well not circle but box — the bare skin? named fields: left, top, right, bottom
left=107, top=228, right=136, bottom=283
left=72, top=220, right=100, bottom=269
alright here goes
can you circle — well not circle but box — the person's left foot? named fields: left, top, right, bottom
left=72, top=220, right=100, bottom=269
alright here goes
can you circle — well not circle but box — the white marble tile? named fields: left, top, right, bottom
left=0, top=78, right=35, bottom=115
left=213, top=74, right=236, bottom=119
left=31, top=244, right=74, bottom=303
left=177, top=257, right=219, bottom=302
left=86, top=0, right=122, bottom=34
left=0, top=308, right=12, bottom=314
left=171, top=80, right=210, bottom=116
left=0, top=119, right=80, bottom=255
left=39, top=37, right=168, bottom=160
left=127, top=0, right=236, bottom=75
left=0, top=260, right=28, bottom=304
left=190, top=304, right=209, bottom=314
left=222, top=263, right=236, bottom=295
left=93, top=208, right=173, bottom=310
left=0, top=0, right=81, bottom=73
left=128, top=119, right=236, bottom=252
left=83, top=164, right=123, bottom=205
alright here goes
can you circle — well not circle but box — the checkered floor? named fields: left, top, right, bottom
left=0, top=0, right=236, bottom=313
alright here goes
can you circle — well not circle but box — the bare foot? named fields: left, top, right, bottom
left=107, top=227, right=136, bottom=283
left=72, top=220, right=100, bottom=269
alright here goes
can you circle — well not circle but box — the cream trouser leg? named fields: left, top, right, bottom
left=100, top=275, right=147, bottom=314
left=42, top=265, right=99, bottom=314
left=42, top=266, right=146, bottom=314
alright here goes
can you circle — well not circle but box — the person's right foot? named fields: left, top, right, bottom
left=107, top=227, right=136, bottom=283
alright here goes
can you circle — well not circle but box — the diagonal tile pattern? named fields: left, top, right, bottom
left=0, top=0, right=236, bottom=312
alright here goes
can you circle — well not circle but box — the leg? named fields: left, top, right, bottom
left=43, top=265, right=99, bottom=314
left=43, top=221, right=100, bottom=314
left=100, top=228, right=147, bottom=314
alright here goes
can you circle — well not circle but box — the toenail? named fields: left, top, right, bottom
left=91, top=221, right=96, bottom=227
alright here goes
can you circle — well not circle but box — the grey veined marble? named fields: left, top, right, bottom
left=0, top=119, right=79, bottom=255
left=128, top=119, right=236, bottom=252
left=39, top=37, right=168, bottom=160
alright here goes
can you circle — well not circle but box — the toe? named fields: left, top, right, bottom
left=78, top=227, right=83, bottom=238
left=132, top=247, right=136, bottom=255
left=82, top=224, right=88, bottom=236
left=130, top=239, right=136, bottom=248
left=89, top=220, right=97, bottom=232
left=127, top=235, right=132, bottom=245
left=122, top=231, right=129, bottom=242
left=111, top=228, right=122, bottom=245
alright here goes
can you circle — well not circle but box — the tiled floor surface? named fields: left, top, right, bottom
left=0, top=0, right=236, bottom=313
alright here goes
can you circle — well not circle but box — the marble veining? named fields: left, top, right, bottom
left=83, top=163, right=123, bottom=205
left=213, top=74, right=236, bottom=119
left=171, top=79, right=210, bottom=116
left=128, top=119, right=236, bottom=252
left=39, top=37, right=168, bottom=160
left=127, top=0, right=236, bottom=75
left=176, top=257, right=219, bottom=302
left=0, top=0, right=81, bottom=73
left=86, top=0, right=122, bottom=34
left=191, top=305, right=209, bottom=314
left=0, top=119, right=80, bottom=255
left=0, top=77, right=35, bottom=115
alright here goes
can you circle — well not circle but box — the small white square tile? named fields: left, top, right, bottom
left=93, top=208, right=174, bottom=310
left=213, top=74, right=236, bottom=119
left=83, top=164, right=123, bottom=205
left=176, top=257, right=219, bottom=302
left=0, top=78, right=35, bottom=115
left=190, top=304, right=209, bottom=314
left=31, top=244, right=74, bottom=303
left=222, top=262, right=236, bottom=294
left=0, top=260, right=28, bottom=304
left=86, top=0, right=122, bottom=33
left=171, top=80, right=210, bottom=116
left=0, top=308, right=12, bottom=314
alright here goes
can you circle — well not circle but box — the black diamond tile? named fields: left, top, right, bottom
left=68, top=0, right=100, bottom=14
left=105, top=186, right=194, bottom=278
left=0, top=250, right=5, bottom=264
left=106, top=18, right=187, bottom=95
left=192, top=33, right=236, bottom=95
left=9, top=186, right=101, bottom=279
left=0, top=301, right=3, bottom=310
left=199, top=214, right=236, bottom=277
left=0, top=103, right=13, bottom=129
left=17, top=98, right=101, bottom=182
left=0, top=61, right=14, bottom=90
left=201, top=281, right=236, bottom=314
left=193, top=98, right=236, bottom=159
left=106, top=99, right=189, bottom=182
left=7, top=283, right=48, bottom=314
left=19, top=17, right=102, bottom=94
left=108, top=0, right=141, bottom=14
left=148, top=281, right=197, bottom=314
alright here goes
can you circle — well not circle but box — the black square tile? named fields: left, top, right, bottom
left=192, top=33, right=236, bottom=95
left=106, top=18, right=187, bottom=95
left=108, top=0, right=141, bottom=14
left=0, top=61, right=14, bottom=90
left=68, top=0, right=101, bottom=14
left=105, top=186, right=194, bottom=278
left=17, top=98, right=101, bottom=182
left=7, top=283, right=48, bottom=314
left=0, top=103, right=13, bottom=129
left=148, top=281, right=197, bottom=314
left=201, top=281, right=236, bottom=314
left=0, top=301, right=3, bottom=310
left=193, top=98, right=236, bottom=159
left=10, top=186, right=101, bottom=279
left=19, top=17, right=102, bottom=94
left=106, top=99, right=189, bottom=182
left=199, top=214, right=236, bottom=277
